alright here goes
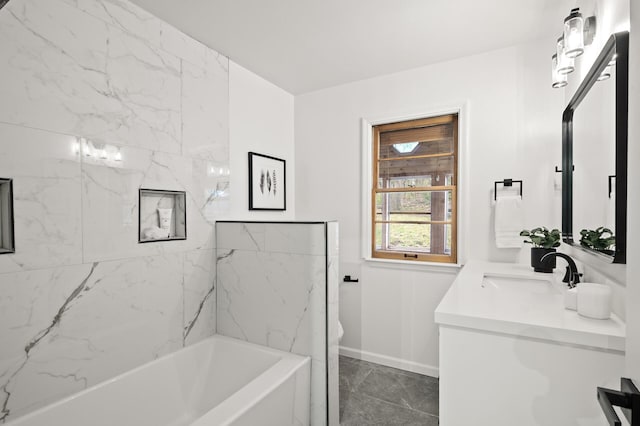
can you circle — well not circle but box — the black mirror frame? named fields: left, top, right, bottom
left=562, top=31, right=628, bottom=264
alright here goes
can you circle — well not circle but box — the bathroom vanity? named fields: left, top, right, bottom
left=435, top=261, right=625, bottom=426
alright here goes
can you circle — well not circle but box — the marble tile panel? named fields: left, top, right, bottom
left=216, top=245, right=327, bottom=426
left=0, top=123, right=82, bottom=274
left=216, top=222, right=266, bottom=251
left=216, top=249, right=326, bottom=354
left=0, top=0, right=183, bottom=155
left=158, top=21, right=212, bottom=70
left=181, top=58, right=229, bottom=162
left=0, top=264, right=92, bottom=381
left=0, top=253, right=184, bottom=422
left=263, top=223, right=326, bottom=255
left=104, top=24, right=182, bottom=154
left=81, top=145, right=214, bottom=263
left=183, top=249, right=216, bottom=346
left=196, top=160, right=230, bottom=224
left=58, top=0, right=164, bottom=48
left=59, top=0, right=227, bottom=71
left=0, top=0, right=110, bottom=133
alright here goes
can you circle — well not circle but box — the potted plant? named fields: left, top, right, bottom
left=579, top=227, right=615, bottom=255
left=519, top=227, right=561, bottom=273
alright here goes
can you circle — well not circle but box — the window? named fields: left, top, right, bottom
left=371, top=114, right=458, bottom=263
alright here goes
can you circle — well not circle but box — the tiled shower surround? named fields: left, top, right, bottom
left=216, top=221, right=339, bottom=426
left=0, top=0, right=228, bottom=422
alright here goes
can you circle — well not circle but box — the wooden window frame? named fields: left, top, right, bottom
left=371, top=114, right=458, bottom=264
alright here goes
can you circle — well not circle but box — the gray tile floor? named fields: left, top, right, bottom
left=339, top=355, right=439, bottom=425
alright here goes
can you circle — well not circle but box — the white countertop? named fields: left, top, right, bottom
left=435, top=260, right=626, bottom=352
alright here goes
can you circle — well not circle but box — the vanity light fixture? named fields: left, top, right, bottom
left=551, top=54, right=568, bottom=88
left=564, top=8, right=585, bottom=58
left=551, top=8, right=597, bottom=88
left=556, top=36, right=575, bottom=75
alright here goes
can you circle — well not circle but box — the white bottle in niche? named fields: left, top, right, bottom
left=157, top=208, right=173, bottom=238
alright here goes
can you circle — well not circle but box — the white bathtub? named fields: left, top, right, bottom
left=5, top=335, right=311, bottom=426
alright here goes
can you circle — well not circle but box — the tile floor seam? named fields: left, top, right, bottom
left=344, top=389, right=439, bottom=418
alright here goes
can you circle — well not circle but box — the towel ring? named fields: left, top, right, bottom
left=494, top=179, right=523, bottom=201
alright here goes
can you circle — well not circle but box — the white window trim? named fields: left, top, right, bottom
left=360, top=103, right=469, bottom=269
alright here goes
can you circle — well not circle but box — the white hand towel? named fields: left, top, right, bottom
left=495, top=195, right=524, bottom=248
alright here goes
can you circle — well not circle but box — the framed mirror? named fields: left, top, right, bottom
left=562, top=31, right=628, bottom=263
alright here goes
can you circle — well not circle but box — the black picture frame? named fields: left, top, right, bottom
left=562, top=31, right=628, bottom=263
left=248, top=152, right=286, bottom=211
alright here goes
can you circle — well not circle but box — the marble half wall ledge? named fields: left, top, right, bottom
left=215, top=221, right=330, bottom=255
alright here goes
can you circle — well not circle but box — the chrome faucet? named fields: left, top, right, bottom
left=540, top=252, right=581, bottom=288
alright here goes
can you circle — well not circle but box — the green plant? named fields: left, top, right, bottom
left=579, top=227, right=615, bottom=252
left=519, top=227, right=561, bottom=249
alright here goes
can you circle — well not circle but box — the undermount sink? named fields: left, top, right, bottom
left=481, top=273, right=560, bottom=296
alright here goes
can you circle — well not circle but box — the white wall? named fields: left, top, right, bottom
left=228, top=61, right=295, bottom=220
left=626, top=1, right=640, bottom=380
left=295, top=39, right=564, bottom=374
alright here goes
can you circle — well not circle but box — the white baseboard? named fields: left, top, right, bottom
left=339, top=345, right=439, bottom=378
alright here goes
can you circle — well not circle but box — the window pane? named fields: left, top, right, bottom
left=375, top=222, right=430, bottom=251
left=379, top=126, right=454, bottom=159
left=372, top=113, right=457, bottom=263
left=377, top=156, right=454, bottom=184
left=375, top=191, right=452, bottom=222
left=374, top=222, right=452, bottom=255
left=428, top=224, right=453, bottom=255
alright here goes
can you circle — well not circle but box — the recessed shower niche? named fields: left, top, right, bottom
left=138, top=189, right=186, bottom=243
left=0, top=178, right=15, bottom=254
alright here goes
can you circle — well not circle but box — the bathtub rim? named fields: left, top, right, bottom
left=4, top=334, right=310, bottom=426
left=191, top=346, right=310, bottom=425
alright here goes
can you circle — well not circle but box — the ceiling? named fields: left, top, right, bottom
left=130, top=0, right=574, bottom=94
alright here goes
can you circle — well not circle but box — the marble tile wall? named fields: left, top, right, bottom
left=216, top=221, right=339, bottom=426
left=0, top=0, right=228, bottom=422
